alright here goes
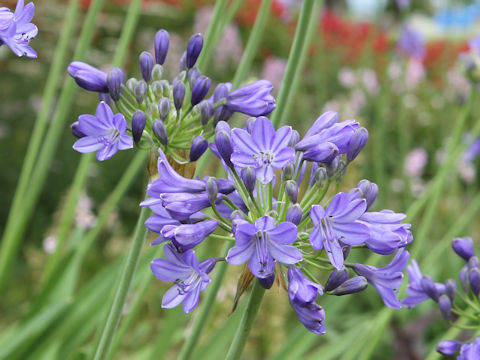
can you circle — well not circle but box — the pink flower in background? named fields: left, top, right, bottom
left=405, top=59, right=425, bottom=90
left=194, top=7, right=243, bottom=69
left=261, top=56, right=287, bottom=90
left=404, top=148, right=428, bottom=178
left=360, top=68, right=379, bottom=95
left=338, top=67, right=356, bottom=88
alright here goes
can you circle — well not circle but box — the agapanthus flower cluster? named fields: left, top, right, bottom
left=0, top=0, right=37, bottom=58
left=68, top=30, right=275, bottom=161
left=142, top=110, right=413, bottom=333
left=403, top=237, right=480, bottom=358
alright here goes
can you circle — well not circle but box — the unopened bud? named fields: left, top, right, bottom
left=106, top=67, right=124, bottom=101
left=139, top=51, right=154, bottom=82
left=134, top=80, right=148, bottom=104
left=438, top=294, right=453, bottom=321
left=200, top=101, right=213, bottom=126
left=152, top=64, right=164, bottom=81
left=289, top=130, right=300, bottom=147
left=282, top=163, right=295, bottom=181
left=206, top=177, right=219, bottom=206
left=314, top=167, right=327, bottom=187
left=468, top=267, right=480, bottom=297
left=325, top=268, right=349, bottom=292
left=131, top=110, right=147, bottom=143
left=173, top=81, right=186, bottom=111
left=191, top=76, right=211, bottom=106
left=357, top=179, right=378, bottom=210
left=421, top=276, right=439, bottom=301
left=330, top=276, right=368, bottom=296
left=70, top=121, right=85, bottom=138
left=285, top=180, right=298, bottom=203
left=241, top=166, right=256, bottom=193
left=452, top=237, right=476, bottom=262
left=186, top=33, right=203, bottom=68
left=347, top=127, right=369, bottom=162
left=286, top=204, right=302, bottom=225
left=152, top=119, right=168, bottom=146
left=126, top=78, right=138, bottom=92
left=154, top=29, right=170, bottom=65
left=158, top=98, right=171, bottom=121
left=258, top=274, right=275, bottom=289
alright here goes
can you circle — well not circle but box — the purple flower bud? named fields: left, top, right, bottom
left=438, top=294, right=453, bottom=321
left=468, top=256, right=480, bottom=270
left=158, top=98, right=170, bottom=121
left=460, top=265, right=470, bottom=292
left=286, top=204, right=302, bottom=225
left=152, top=119, right=168, bottom=146
left=70, top=121, right=86, bottom=138
left=191, top=76, right=211, bottom=106
left=139, top=51, right=154, bottom=82
left=241, top=166, right=256, bottom=193
left=258, top=274, right=275, bottom=289
left=213, top=83, right=230, bottom=102
left=245, top=118, right=255, bottom=133
left=303, top=142, right=339, bottom=163
left=179, top=51, right=187, bottom=71
left=452, top=237, right=476, bottom=262
left=173, top=81, right=186, bottom=111
left=188, top=67, right=201, bottom=88
left=206, top=177, right=219, bottom=206
left=99, top=92, right=114, bottom=108
left=421, top=276, right=440, bottom=301
left=131, top=110, right=146, bottom=143
left=330, top=276, right=368, bottom=296
left=304, top=111, right=339, bottom=138
left=134, top=80, right=148, bottom=104
left=468, top=267, right=480, bottom=297
left=347, top=127, right=368, bottom=162
left=445, top=279, right=457, bottom=301
left=214, top=122, right=233, bottom=167
left=154, top=29, right=170, bottom=65
left=282, top=163, right=295, bottom=181
left=126, top=78, right=138, bottom=91
left=67, top=61, right=108, bottom=92
left=436, top=340, right=462, bottom=356
left=326, top=156, right=341, bottom=178
left=186, top=33, right=203, bottom=68
left=285, top=180, right=298, bottom=203
left=106, top=67, right=124, bottom=101
left=190, top=136, right=208, bottom=162
left=289, top=130, right=300, bottom=147
left=357, top=179, right=378, bottom=210
left=200, top=101, right=213, bottom=126
left=314, top=167, right=327, bottom=187
left=225, top=80, right=275, bottom=117
left=324, top=268, right=349, bottom=292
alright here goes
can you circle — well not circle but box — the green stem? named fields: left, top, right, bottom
left=93, top=204, right=150, bottom=360
left=225, top=280, right=266, bottom=360
left=178, top=243, right=232, bottom=360
left=0, top=0, right=84, bottom=292
left=271, top=0, right=320, bottom=127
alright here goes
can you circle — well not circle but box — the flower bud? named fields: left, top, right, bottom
left=173, top=81, right=186, bottom=111
left=421, top=276, right=440, bottom=301
left=314, top=167, right=328, bottom=187
left=67, top=61, right=108, bottom=92
left=289, top=130, right=300, bottom=147
left=126, top=77, right=138, bottom=92
left=324, top=268, right=349, bottom=292
left=445, top=279, right=457, bottom=301
left=134, top=80, right=148, bottom=104
left=106, top=67, right=124, bottom=101
left=241, top=166, right=256, bottom=193
left=460, top=265, right=470, bottom=292
left=179, top=51, right=187, bottom=71
left=186, top=33, right=203, bottom=68
left=152, top=119, right=168, bottom=146
left=326, top=156, right=340, bottom=178
left=188, top=67, right=201, bottom=88
left=152, top=64, right=163, bottom=81
left=286, top=204, right=302, bottom=225
left=438, top=294, right=453, bottom=321
left=452, top=237, right=475, bottom=262
left=213, top=83, right=229, bottom=103
left=139, top=51, right=154, bottom=82
left=158, top=97, right=171, bottom=121
left=154, top=29, right=170, bottom=65
left=206, top=177, right=219, bottom=206
left=70, top=121, right=85, bottom=138
left=330, top=276, right=368, bottom=296
left=282, top=163, right=295, bottom=181
left=151, top=81, right=163, bottom=98
left=258, top=274, right=275, bottom=289
left=200, top=100, right=213, bottom=126
left=468, top=256, right=479, bottom=270
left=191, top=76, right=211, bottom=106
left=131, top=110, right=146, bottom=143
left=190, top=136, right=208, bottom=162
left=436, top=340, right=462, bottom=356
left=285, top=180, right=298, bottom=203
left=357, top=179, right=378, bottom=210
left=347, top=127, right=369, bottom=162
left=215, top=122, right=233, bottom=167
left=98, top=92, right=114, bottom=108
left=468, top=267, right=480, bottom=297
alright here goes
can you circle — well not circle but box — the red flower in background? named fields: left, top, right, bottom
left=235, top=0, right=284, bottom=26
left=423, top=40, right=468, bottom=69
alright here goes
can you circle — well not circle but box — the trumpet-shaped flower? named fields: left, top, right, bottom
left=226, top=216, right=301, bottom=278
left=72, top=102, right=133, bottom=161
left=402, top=260, right=446, bottom=307
left=151, top=244, right=216, bottom=313
left=231, top=117, right=295, bottom=184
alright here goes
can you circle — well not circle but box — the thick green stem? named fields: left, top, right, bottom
left=225, top=280, right=266, bottom=360
left=271, top=0, right=320, bottom=127
left=93, top=204, right=150, bottom=360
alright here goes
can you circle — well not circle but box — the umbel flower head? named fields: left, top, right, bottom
left=142, top=111, right=413, bottom=334
left=67, top=30, right=275, bottom=163
left=0, top=0, right=37, bottom=58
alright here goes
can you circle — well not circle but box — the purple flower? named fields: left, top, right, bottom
left=0, top=0, right=37, bottom=58
left=68, top=61, right=108, bottom=93
left=288, top=267, right=326, bottom=334
left=310, top=192, right=369, bottom=269
left=452, top=237, right=476, bottom=261
left=359, top=210, right=413, bottom=255
left=436, top=340, right=462, bottom=356
left=225, top=80, right=276, bottom=116
left=226, top=216, right=301, bottom=278
left=231, top=117, right=295, bottom=184
left=353, top=249, right=410, bottom=309
left=155, top=220, right=218, bottom=251
left=459, top=337, right=480, bottom=360
left=403, top=260, right=446, bottom=307
left=160, top=192, right=223, bottom=221
left=397, top=25, right=425, bottom=60
left=151, top=244, right=216, bottom=313
left=72, top=102, right=133, bottom=161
